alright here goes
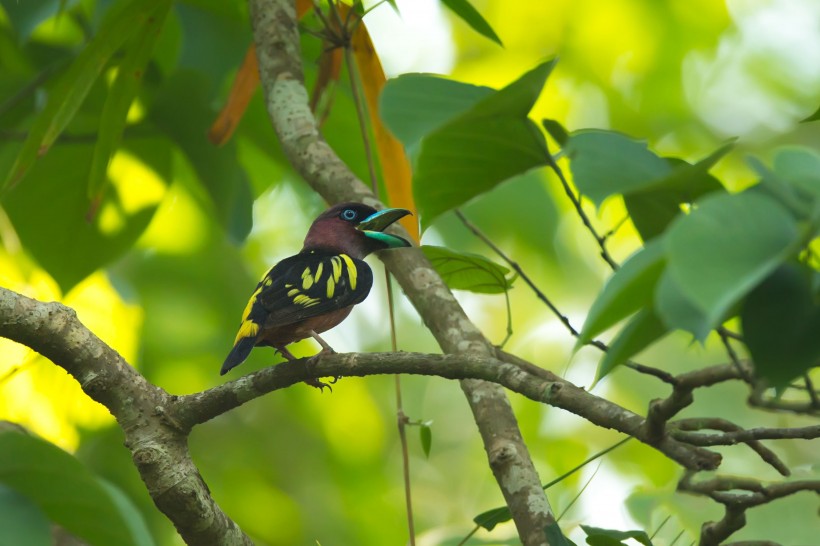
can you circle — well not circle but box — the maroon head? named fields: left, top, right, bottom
left=301, top=203, right=412, bottom=259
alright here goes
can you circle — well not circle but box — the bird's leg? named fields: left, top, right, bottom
left=309, top=330, right=335, bottom=354
left=308, top=330, right=341, bottom=387
left=276, top=345, right=329, bottom=391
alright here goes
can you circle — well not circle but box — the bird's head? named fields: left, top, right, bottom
left=302, top=202, right=412, bottom=259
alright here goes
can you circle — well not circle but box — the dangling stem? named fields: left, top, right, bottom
left=337, top=6, right=415, bottom=541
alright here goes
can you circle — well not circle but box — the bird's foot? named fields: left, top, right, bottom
left=304, top=350, right=339, bottom=392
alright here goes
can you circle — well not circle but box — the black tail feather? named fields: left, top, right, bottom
left=221, top=336, right=257, bottom=375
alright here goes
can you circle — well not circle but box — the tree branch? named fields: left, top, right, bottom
left=0, top=287, right=252, bottom=546
left=248, top=0, right=556, bottom=542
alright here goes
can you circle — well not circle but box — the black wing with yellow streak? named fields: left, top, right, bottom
left=221, top=251, right=373, bottom=374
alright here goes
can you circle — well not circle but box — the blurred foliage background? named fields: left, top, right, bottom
left=0, top=0, right=818, bottom=544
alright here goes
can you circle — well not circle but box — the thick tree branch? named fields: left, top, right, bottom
left=248, top=0, right=555, bottom=543
left=0, top=287, right=251, bottom=546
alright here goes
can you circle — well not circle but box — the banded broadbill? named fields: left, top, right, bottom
left=222, top=203, right=411, bottom=377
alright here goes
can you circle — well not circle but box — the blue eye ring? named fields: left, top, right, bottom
left=341, top=208, right=357, bottom=221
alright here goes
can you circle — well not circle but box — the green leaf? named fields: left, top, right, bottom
left=0, top=0, right=67, bottom=43
left=148, top=72, right=253, bottom=242
left=419, top=422, right=432, bottom=458
left=4, top=0, right=166, bottom=188
left=747, top=157, right=816, bottom=221
left=88, top=0, right=173, bottom=202
left=542, top=118, right=569, bottom=147
left=473, top=506, right=512, bottom=531
left=578, top=238, right=666, bottom=347
left=581, top=525, right=653, bottom=546
left=97, top=480, right=155, bottom=546
left=0, top=486, right=52, bottom=546
left=545, top=521, right=577, bottom=546
left=565, top=130, right=671, bottom=206
left=654, top=270, right=713, bottom=340
left=440, top=0, right=503, bottom=46
left=414, top=60, right=556, bottom=230
left=741, top=264, right=820, bottom=388
left=665, top=191, right=801, bottom=332
left=1, top=137, right=170, bottom=292
left=0, top=432, right=140, bottom=546
left=597, top=308, right=669, bottom=382
left=624, top=144, right=730, bottom=241
left=800, top=104, right=820, bottom=123
left=422, top=245, right=514, bottom=294
left=380, top=74, right=494, bottom=157
left=772, top=147, right=820, bottom=205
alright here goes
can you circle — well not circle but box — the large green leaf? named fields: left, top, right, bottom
left=597, top=307, right=669, bottom=382
left=1, top=138, right=170, bottom=293
left=665, top=191, right=801, bottom=331
left=772, top=147, right=820, bottom=207
left=577, top=238, right=666, bottom=347
left=654, top=270, right=713, bottom=340
left=380, top=74, right=494, bottom=156
left=741, top=264, right=820, bottom=388
left=422, top=245, right=514, bottom=294
left=624, top=144, right=730, bottom=241
left=0, top=486, right=51, bottom=546
left=440, top=0, right=503, bottom=46
left=0, top=0, right=70, bottom=43
left=0, top=432, right=139, bottom=546
left=4, top=0, right=166, bottom=188
left=148, top=72, right=253, bottom=242
left=413, top=60, right=556, bottom=230
left=566, top=130, right=670, bottom=206
left=88, top=0, right=173, bottom=202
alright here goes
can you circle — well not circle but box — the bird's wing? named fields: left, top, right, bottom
left=251, top=251, right=373, bottom=329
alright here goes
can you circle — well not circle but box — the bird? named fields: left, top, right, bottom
left=221, top=202, right=412, bottom=384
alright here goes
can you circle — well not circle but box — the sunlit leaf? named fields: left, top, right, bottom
left=88, top=0, right=172, bottom=209
left=422, top=245, right=514, bottom=294
left=414, top=60, right=556, bottom=230
left=566, top=130, right=671, bottom=206
left=441, top=0, right=502, bottom=46
left=597, top=308, right=669, bottom=382
left=581, top=525, right=653, bottom=546
left=577, top=238, right=666, bottom=348
left=1, top=138, right=170, bottom=292
left=0, top=431, right=139, bottom=546
left=772, top=147, right=820, bottom=205
left=4, top=0, right=166, bottom=188
left=741, top=263, right=820, bottom=388
left=665, top=191, right=801, bottom=332
left=149, top=72, right=253, bottom=242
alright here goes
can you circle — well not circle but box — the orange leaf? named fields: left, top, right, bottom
left=208, top=44, right=260, bottom=146
left=310, top=44, right=343, bottom=127
left=208, top=0, right=315, bottom=146
left=343, top=6, right=419, bottom=242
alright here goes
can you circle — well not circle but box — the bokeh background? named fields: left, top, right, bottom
left=1, top=0, right=818, bottom=544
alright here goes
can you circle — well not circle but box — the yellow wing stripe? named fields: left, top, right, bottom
left=340, top=254, right=357, bottom=290
left=331, top=256, right=342, bottom=282
left=313, top=262, right=324, bottom=284
left=293, top=294, right=320, bottom=307
left=241, top=285, right=263, bottom=322
left=234, top=320, right=259, bottom=345
left=326, top=276, right=335, bottom=298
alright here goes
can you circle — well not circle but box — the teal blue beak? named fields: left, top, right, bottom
left=357, top=208, right=412, bottom=248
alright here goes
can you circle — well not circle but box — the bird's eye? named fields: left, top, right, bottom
left=341, top=208, right=357, bottom=221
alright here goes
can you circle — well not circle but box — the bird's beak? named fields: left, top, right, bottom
left=357, top=208, right=413, bottom=248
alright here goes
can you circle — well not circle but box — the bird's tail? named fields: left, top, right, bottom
left=221, top=322, right=259, bottom=375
